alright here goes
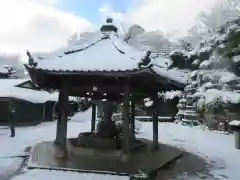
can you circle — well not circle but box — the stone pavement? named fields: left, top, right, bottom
left=28, top=139, right=182, bottom=176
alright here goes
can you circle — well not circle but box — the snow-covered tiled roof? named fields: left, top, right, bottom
left=0, top=79, right=59, bottom=103
left=31, top=34, right=145, bottom=72
left=27, top=30, right=189, bottom=88
left=0, top=66, right=9, bottom=74
left=151, top=56, right=190, bottom=84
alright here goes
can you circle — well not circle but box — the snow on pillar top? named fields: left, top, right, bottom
left=229, top=120, right=240, bottom=127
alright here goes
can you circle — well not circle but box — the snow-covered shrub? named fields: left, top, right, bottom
left=169, top=51, right=191, bottom=69
left=144, top=98, right=153, bottom=108
left=158, top=90, right=182, bottom=101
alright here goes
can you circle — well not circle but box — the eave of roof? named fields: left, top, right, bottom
left=25, top=64, right=152, bottom=77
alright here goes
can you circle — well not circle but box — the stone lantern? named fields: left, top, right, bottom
left=229, top=120, right=240, bottom=149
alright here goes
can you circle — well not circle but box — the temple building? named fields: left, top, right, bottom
left=0, top=65, right=16, bottom=78
left=25, top=18, right=189, bottom=178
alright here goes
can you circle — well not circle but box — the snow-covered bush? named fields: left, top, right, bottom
left=158, top=90, right=182, bottom=101
left=169, top=51, right=189, bottom=69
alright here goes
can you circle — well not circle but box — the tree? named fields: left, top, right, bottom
left=186, top=0, right=240, bottom=45
left=124, top=25, right=145, bottom=42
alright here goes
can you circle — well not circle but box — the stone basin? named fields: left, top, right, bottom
left=76, top=132, right=121, bottom=150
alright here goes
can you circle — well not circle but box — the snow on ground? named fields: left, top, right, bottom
left=11, top=170, right=126, bottom=180
left=139, top=123, right=240, bottom=180
left=0, top=158, right=22, bottom=180
left=1, top=109, right=240, bottom=179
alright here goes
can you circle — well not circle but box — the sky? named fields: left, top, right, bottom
left=0, top=0, right=219, bottom=59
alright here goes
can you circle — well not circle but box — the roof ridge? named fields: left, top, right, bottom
left=110, top=35, right=141, bottom=59
left=64, top=35, right=109, bottom=55
left=111, top=41, right=125, bottom=54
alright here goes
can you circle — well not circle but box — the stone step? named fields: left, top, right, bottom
left=186, top=105, right=195, bottom=109
left=183, top=110, right=197, bottom=114
left=184, top=114, right=199, bottom=119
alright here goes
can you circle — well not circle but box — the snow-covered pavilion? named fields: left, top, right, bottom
left=25, top=18, right=188, bottom=177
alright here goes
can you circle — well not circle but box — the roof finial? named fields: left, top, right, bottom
left=100, top=17, right=118, bottom=33
left=106, top=17, right=113, bottom=24
left=138, top=50, right=152, bottom=68
left=26, top=50, right=37, bottom=67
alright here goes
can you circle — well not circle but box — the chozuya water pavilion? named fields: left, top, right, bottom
left=25, top=18, right=189, bottom=178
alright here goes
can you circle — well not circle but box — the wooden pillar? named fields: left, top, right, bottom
left=42, top=102, right=46, bottom=122
left=123, top=84, right=131, bottom=154
left=57, top=83, right=69, bottom=155
left=91, top=104, right=96, bottom=132
left=55, top=103, right=61, bottom=145
left=152, top=97, right=159, bottom=150
left=130, top=96, right=135, bottom=141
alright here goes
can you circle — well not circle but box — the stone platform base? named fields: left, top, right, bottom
left=28, top=139, right=182, bottom=176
